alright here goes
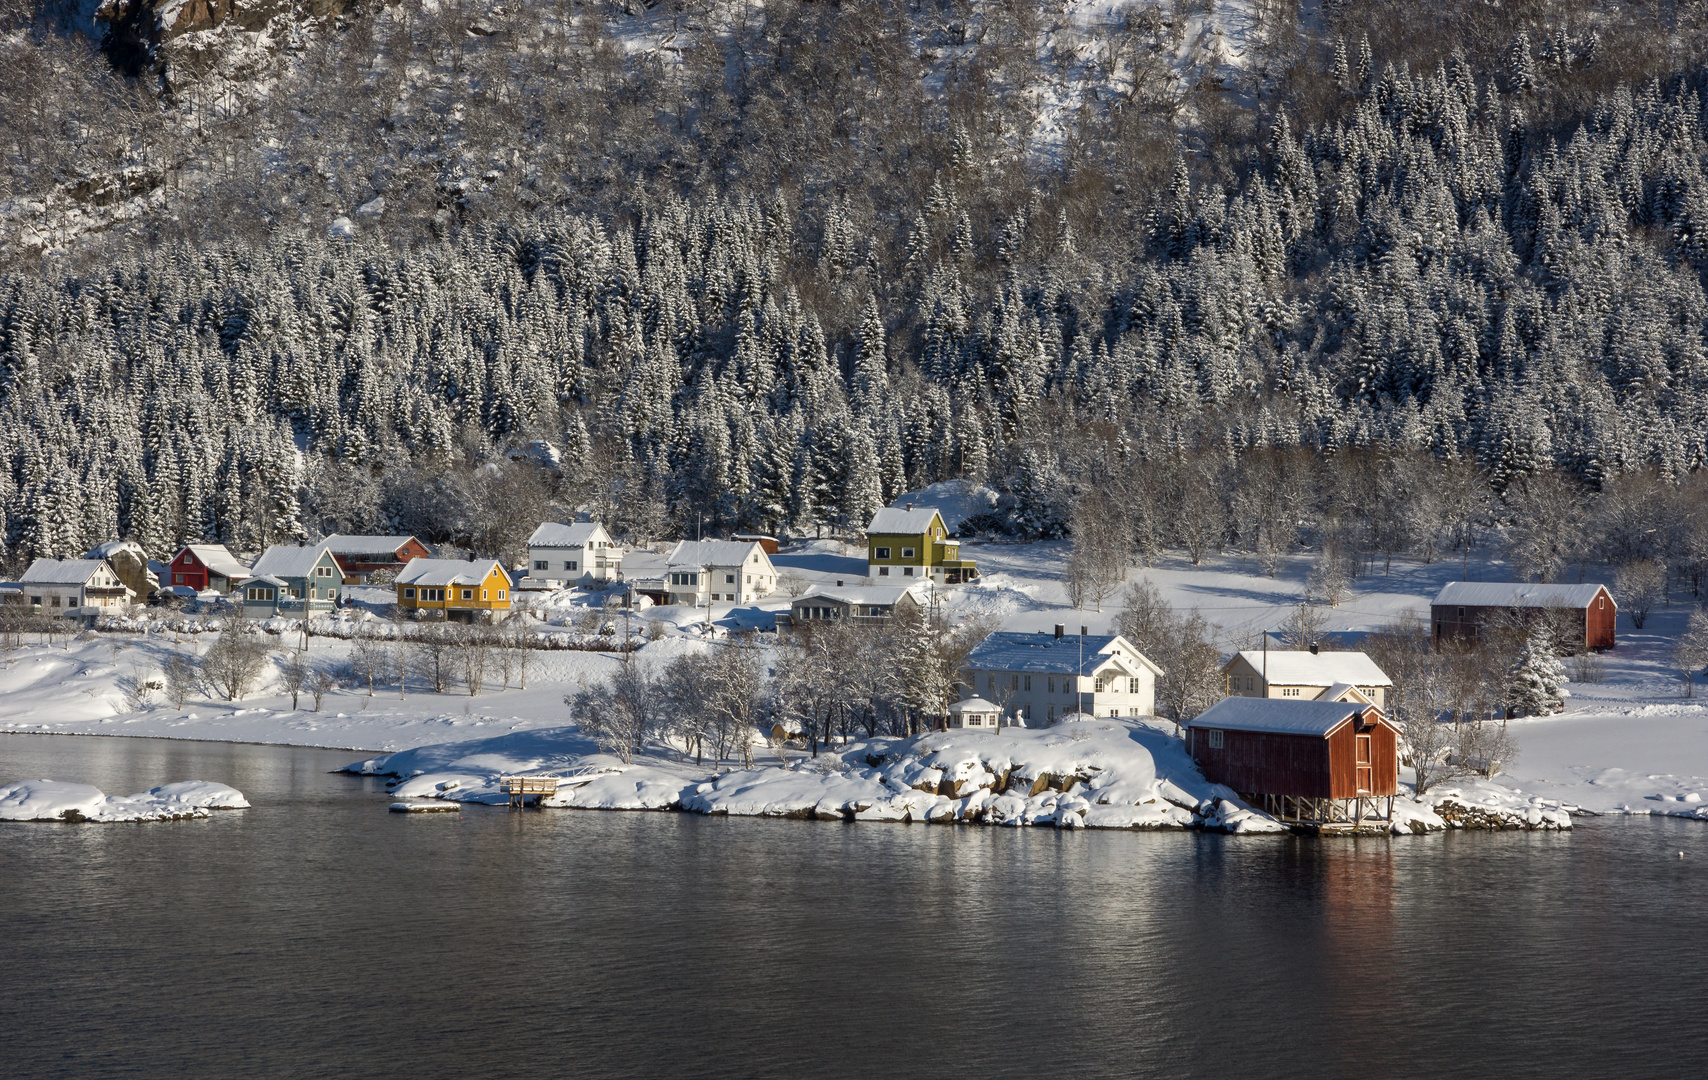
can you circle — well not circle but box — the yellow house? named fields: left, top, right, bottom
left=866, top=505, right=978, bottom=585
left=396, top=559, right=513, bottom=621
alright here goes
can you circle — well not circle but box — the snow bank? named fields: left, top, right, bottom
left=0, top=778, right=249, bottom=822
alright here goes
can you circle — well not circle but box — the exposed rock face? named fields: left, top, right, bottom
left=93, top=0, right=345, bottom=77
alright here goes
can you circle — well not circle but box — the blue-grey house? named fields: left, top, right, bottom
left=235, top=544, right=343, bottom=619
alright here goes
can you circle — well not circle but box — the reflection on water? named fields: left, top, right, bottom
left=3, top=734, right=1707, bottom=1080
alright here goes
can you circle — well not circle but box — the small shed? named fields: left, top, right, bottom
left=731, top=533, right=780, bottom=556
left=1183, top=698, right=1401, bottom=828
left=946, top=697, right=1002, bottom=730
left=1431, top=582, right=1616, bottom=650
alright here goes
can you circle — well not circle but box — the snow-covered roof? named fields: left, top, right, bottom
left=1433, top=581, right=1613, bottom=609
left=794, top=584, right=924, bottom=607
left=235, top=574, right=288, bottom=589
left=949, top=697, right=1000, bottom=713
left=183, top=544, right=250, bottom=579
left=321, top=534, right=420, bottom=556
left=965, top=632, right=1162, bottom=676
left=528, top=522, right=607, bottom=548
left=666, top=540, right=765, bottom=568
left=85, top=540, right=144, bottom=561
left=250, top=545, right=334, bottom=579
left=19, top=559, right=108, bottom=585
left=1185, top=698, right=1383, bottom=737
left=397, top=558, right=507, bottom=588
left=1319, top=682, right=1374, bottom=705
left=868, top=506, right=945, bottom=534
left=1228, top=650, right=1392, bottom=687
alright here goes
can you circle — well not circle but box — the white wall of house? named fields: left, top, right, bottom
left=665, top=550, right=776, bottom=606
left=966, top=661, right=1156, bottom=725
left=526, top=541, right=622, bottom=585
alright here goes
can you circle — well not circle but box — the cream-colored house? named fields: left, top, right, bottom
left=962, top=631, right=1163, bottom=725
left=1221, top=649, right=1392, bottom=711
left=663, top=540, right=777, bottom=606
left=526, top=522, right=621, bottom=587
left=16, top=558, right=135, bottom=618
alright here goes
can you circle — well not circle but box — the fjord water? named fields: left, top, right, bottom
left=3, top=735, right=1704, bottom=1080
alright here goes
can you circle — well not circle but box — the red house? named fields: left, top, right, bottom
left=1184, top=698, right=1401, bottom=828
left=1431, top=582, right=1616, bottom=651
left=166, top=544, right=252, bottom=594
left=322, top=535, right=433, bottom=584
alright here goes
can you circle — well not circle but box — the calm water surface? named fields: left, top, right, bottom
left=3, top=733, right=1705, bottom=1079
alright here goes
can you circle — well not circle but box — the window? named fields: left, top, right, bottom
left=567, top=561, right=577, bottom=571
left=1047, top=677, right=1055, bottom=694
left=534, top=561, right=548, bottom=571
left=316, top=566, right=332, bottom=578
left=875, top=546, right=891, bottom=560
left=1047, top=706, right=1056, bottom=721
left=1282, top=687, right=1301, bottom=697
left=1023, top=675, right=1031, bottom=691
left=1457, top=607, right=1466, bottom=619
left=50, top=595, right=61, bottom=608
left=309, top=588, right=317, bottom=599
left=29, top=595, right=41, bottom=606
left=1129, top=677, right=1141, bottom=694
left=1010, top=675, right=1019, bottom=690
left=481, top=590, right=488, bottom=600
left=498, top=590, right=506, bottom=601
left=404, top=588, right=416, bottom=599
left=290, top=589, right=300, bottom=599
left=461, top=589, right=473, bottom=600
left=903, top=567, right=914, bottom=576
left=1208, top=729, right=1224, bottom=749
left=726, top=573, right=736, bottom=584
left=1598, top=596, right=1606, bottom=609
left=1095, top=676, right=1110, bottom=693
left=901, top=547, right=915, bottom=559
left=174, top=573, right=184, bottom=584
left=878, top=567, right=890, bottom=577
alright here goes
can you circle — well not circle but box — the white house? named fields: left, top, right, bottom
left=946, top=697, right=1003, bottom=730
left=525, top=522, right=621, bottom=587
left=16, top=558, right=135, bottom=618
left=963, top=631, right=1163, bottom=725
left=663, top=540, right=777, bottom=606
left=1221, top=649, right=1393, bottom=711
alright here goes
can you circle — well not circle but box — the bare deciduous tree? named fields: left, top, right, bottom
left=1613, top=559, right=1666, bottom=629
left=569, top=657, right=659, bottom=765
left=279, top=651, right=309, bottom=710
left=162, top=652, right=198, bottom=708
left=202, top=627, right=269, bottom=702
left=309, top=665, right=337, bottom=711
left=1674, top=606, right=1708, bottom=698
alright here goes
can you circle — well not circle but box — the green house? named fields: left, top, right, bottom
left=866, top=505, right=978, bottom=585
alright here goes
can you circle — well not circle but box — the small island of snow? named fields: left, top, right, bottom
left=0, top=779, right=250, bottom=822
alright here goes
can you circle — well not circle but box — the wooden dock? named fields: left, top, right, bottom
left=500, top=775, right=561, bottom=808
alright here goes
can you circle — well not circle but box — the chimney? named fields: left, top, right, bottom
left=1054, top=624, right=1064, bottom=640
left=905, top=502, right=913, bottom=511
left=1080, top=626, right=1088, bottom=637
left=1309, top=641, right=1319, bottom=655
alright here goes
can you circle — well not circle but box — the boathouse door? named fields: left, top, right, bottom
left=1356, top=734, right=1372, bottom=794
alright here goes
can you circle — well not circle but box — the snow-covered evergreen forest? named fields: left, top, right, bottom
left=2, top=0, right=1708, bottom=573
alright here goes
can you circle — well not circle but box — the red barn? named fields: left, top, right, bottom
left=1431, top=582, right=1616, bottom=651
left=1184, top=698, right=1401, bottom=828
left=166, top=544, right=251, bottom=594
left=322, top=535, right=433, bottom=584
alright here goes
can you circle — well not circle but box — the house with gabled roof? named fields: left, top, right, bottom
left=1184, top=697, right=1401, bottom=828
left=962, top=629, right=1162, bottom=726
left=166, top=544, right=251, bottom=595
left=775, top=583, right=927, bottom=635
left=16, top=558, right=135, bottom=620
left=866, top=504, right=978, bottom=585
left=322, top=534, right=432, bottom=584
left=1431, top=581, right=1616, bottom=650
left=663, top=540, right=776, bottom=606
left=1221, top=649, right=1393, bottom=710
left=525, top=522, right=620, bottom=587
left=236, top=545, right=343, bottom=619
left=396, top=558, right=513, bottom=621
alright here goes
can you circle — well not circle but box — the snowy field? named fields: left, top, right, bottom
left=3, top=534, right=1706, bottom=828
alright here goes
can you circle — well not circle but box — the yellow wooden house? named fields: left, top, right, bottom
left=866, top=505, right=979, bottom=585
left=396, top=559, right=513, bottom=621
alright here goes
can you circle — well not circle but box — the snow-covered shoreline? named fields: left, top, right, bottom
left=341, top=718, right=1586, bottom=835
